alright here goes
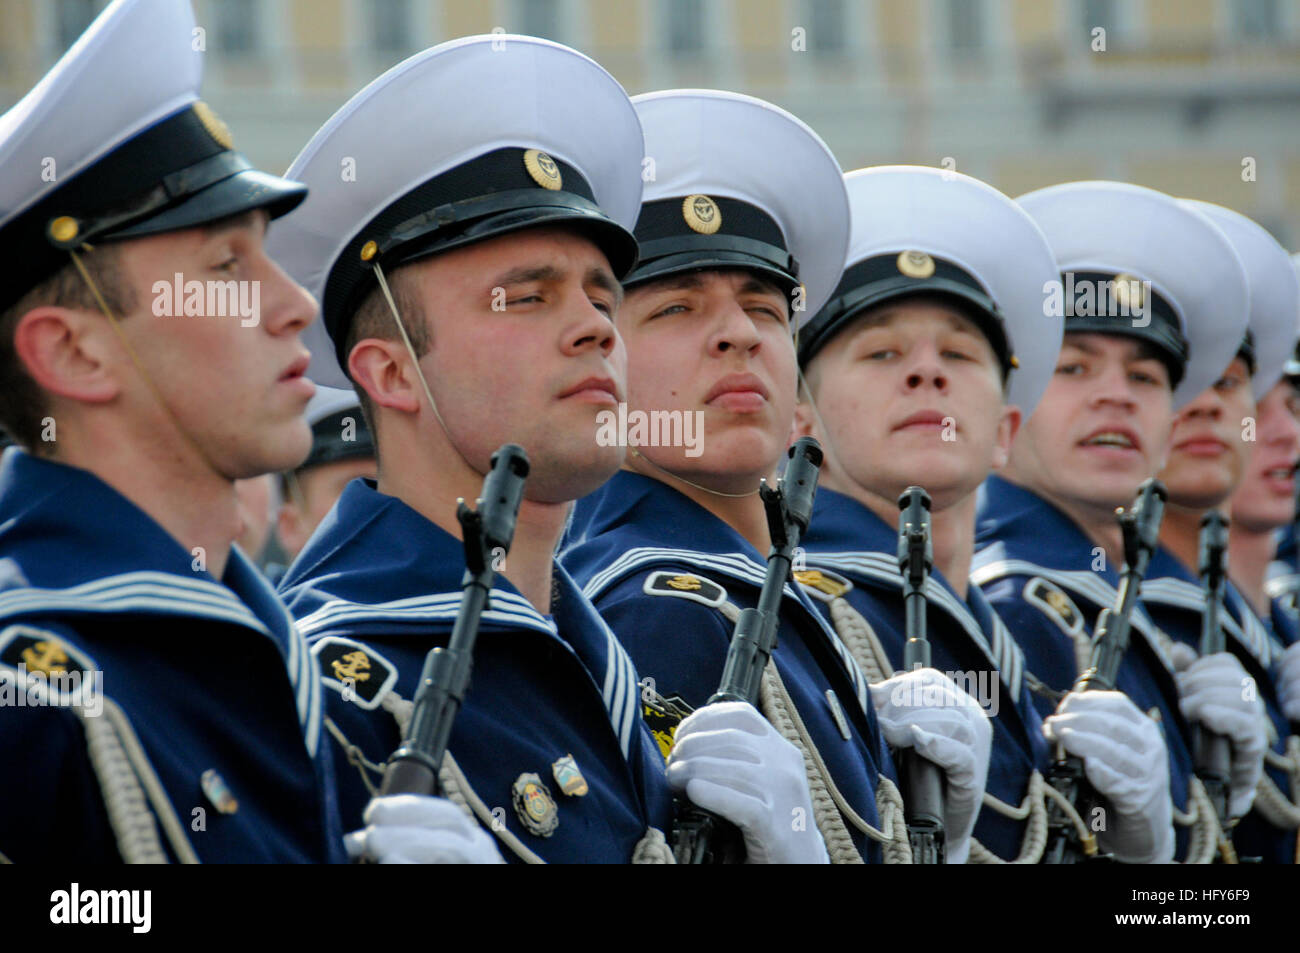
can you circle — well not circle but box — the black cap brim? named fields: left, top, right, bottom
left=109, top=168, right=307, bottom=240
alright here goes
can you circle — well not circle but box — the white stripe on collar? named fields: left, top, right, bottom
left=970, top=558, right=1175, bottom=673
left=805, top=551, right=1024, bottom=699
left=1141, top=577, right=1280, bottom=668
left=580, top=545, right=872, bottom=717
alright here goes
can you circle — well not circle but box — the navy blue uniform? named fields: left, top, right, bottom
left=1143, top=549, right=1298, bottom=863
left=563, top=471, right=893, bottom=863
left=0, top=448, right=343, bottom=863
left=279, top=478, right=675, bottom=863
left=972, top=475, right=1199, bottom=860
left=801, top=487, right=1051, bottom=861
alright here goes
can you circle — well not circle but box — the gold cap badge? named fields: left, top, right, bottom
left=1110, top=273, right=1145, bottom=312
left=523, top=149, right=563, bottom=190
left=683, top=194, right=721, bottom=235
left=193, top=100, right=233, bottom=150
left=48, top=216, right=79, bottom=245
left=897, top=250, right=936, bottom=279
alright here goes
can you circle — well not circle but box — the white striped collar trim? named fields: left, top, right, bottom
left=970, top=558, right=1175, bottom=674
left=299, top=587, right=638, bottom=760
left=807, top=551, right=1023, bottom=699
left=1141, top=577, right=1279, bottom=667
left=296, top=588, right=558, bottom=638
left=0, top=571, right=321, bottom=757
left=580, top=545, right=872, bottom=717
left=0, top=571, right=269, bottom=633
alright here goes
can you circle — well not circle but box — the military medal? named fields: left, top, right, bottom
left=551, top=754, right=588, bottom=797
left=200, top=768, right=238, bottom=814
left=511, top=772, right=559, bottom=836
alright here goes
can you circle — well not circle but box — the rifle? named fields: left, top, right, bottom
left=1194, top=510, right=1238, bottom=863
left=1043, top=477, right=1167, bottom=863
left=379, top=444, right=530, bottom=796
left=896, top=486, right=946, bottom=864
left=671, top=436, right=824, bottom=864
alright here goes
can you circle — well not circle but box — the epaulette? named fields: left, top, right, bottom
left=641, top=570, right=727, bottom=609
left=311, top=635, right=398, bottom=710
left=1023, top=576, right=1085, bottom=636
left=793, top=568, right=853, bottom=602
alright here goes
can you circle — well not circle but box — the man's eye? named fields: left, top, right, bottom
left=864, top=349, right=897, bottom=361
left=214, top=257, right=238, bottom=272
left=1214, top=375, right=1244, bottom=393
left=652, top=303, right=687, bottom=319
left=942, top=349, right=974, bottom=362
left=1130, top=370, right=1159, bottom=385
left=1055, top=362, right=1084, bottom=375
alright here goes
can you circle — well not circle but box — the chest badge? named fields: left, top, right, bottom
left=551, top=754, right=589, bottom=797
left=512, top=773, right=559, bottom=837
left=201, top=768, right=239, bottom=815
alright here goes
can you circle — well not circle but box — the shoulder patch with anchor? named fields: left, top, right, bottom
left=0, top=624, right=99, bottom=706
left=642, top=570, right=726, bottom=609
left=1024, top=577, right=1085, bottom=636
left=311, top=636, right=398, bottom=710
left=793, top=568, right=853, bottom=603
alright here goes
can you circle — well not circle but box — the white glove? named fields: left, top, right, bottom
left=1043, top=690, right=1174, bottom=863
left=344, top=794, right=504, bottom=864
left=1166, top=640, right=1199, bottom=673
left=667, top=701, right=828, bottom=864
left=1279, top=641, right=1300, bottom=724
left=1176, top=653, right=1267, bottom=818
left=870, top=668, right=992, bottom=864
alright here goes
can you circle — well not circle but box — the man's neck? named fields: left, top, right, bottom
left=1228, top=520, right=1276, bottom=617
left=54, top=422, right=238, bottom=579
left=625, top=457, right=772, bottom=553
left=822, top=474, right=977, bottom=599
left=1000, top=471, right=1125, bottom=569
left=1159, top=502, right=1207, bottom=577
left=378, top=443, right=565, bottom=614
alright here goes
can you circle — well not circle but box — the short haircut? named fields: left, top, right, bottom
left=0, top=244, right=134, bottom=452
left=341, top=264, right=429, bottom=451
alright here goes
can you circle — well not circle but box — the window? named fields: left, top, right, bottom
left=1080, top=0, right=1119, bottom=36
left=946, top=0, right=985, bottom=55
left=1231, top=0, right=1280, bottom=40
left=216, top=0, right=260, bottom=55
left=518, top=0, right=563, bottom=43
left=668, top=0, right=706, bottom=56
left=55, top=0, right=99, bottom=55
left=806, top=0, right=848, bottom=55
left=372, top=0, right=414, bottom=54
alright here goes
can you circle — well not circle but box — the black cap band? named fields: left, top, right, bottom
left=1059, top=270, right=1187, bottom=388
left=623, top=196, right=799, bottom=299
left=0, top=104, right=304, bottom=313
left=1237, top=329, right=1257, bottom=377
left=798, top=252, right=1015, bottom=378
left=300, top=408, right=375, bottom=471
left=323, top=147, right=638, bottom=374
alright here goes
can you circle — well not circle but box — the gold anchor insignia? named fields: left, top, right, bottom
left=331, top=649, right=372, bottom=683
left=793, top=569, right=851, bottom=598
left=1045, top=590, right=1071, bottom=616
left=666, top=574, right=702, bottom=591
left=21, top=640, right=69, bottom=676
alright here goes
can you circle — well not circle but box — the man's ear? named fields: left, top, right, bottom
left=348, top=338, right=422, bottom=414
left=792, top=398, right=819, bottom=440
left=990, top=403, right=1022, bottom=472
left=12, top=305, right=120, bottom=403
